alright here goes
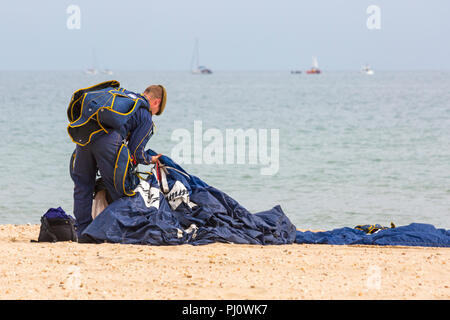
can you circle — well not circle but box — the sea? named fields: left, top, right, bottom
left=0, top=70, right=449, bottom=230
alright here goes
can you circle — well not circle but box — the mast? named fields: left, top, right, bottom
left=191, top=38, right=200, bottom=71
left=196, top=39, right=200, bottom=69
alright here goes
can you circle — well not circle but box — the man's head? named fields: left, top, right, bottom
left=143, top=85, right=167, bottom=116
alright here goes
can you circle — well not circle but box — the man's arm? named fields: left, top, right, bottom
left=126, top=108, right=156, bottom=165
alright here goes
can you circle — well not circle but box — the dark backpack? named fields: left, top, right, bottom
left=36, top=207, right=78, bottom=242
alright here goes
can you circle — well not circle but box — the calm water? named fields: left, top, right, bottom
left=0, top=70, right=449, bottom=230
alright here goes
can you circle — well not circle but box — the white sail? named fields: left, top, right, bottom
left=312, top=56, right=319, bottom=68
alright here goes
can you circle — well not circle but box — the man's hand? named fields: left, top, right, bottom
left=151, top=154, right=162, bottom=164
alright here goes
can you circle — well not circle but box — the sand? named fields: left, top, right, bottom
left=0, top=224, right=448, bottom=300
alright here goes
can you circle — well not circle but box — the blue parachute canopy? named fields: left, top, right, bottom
left=82, top=154, right=297, bottom=245
left=81, top=154, right=450, bottom=247
left=295, top=223, right=450, bottom=247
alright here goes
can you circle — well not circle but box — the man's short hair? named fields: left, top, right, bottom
left=144, top=85, right=163, bottom=99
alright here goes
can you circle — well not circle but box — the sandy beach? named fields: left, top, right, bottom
left=0, top=224, right=448, bottom=300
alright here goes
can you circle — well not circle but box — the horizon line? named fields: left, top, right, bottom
left=1, top=68, right=450, bottom=72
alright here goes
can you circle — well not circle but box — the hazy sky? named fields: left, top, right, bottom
left=0, top=0, right=449, bottom=70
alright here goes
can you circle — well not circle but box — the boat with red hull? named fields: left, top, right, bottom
left=306, top=56, right=321, bottom=74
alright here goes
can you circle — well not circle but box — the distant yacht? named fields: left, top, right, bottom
left=191, top=39, right=212, bottom=74
left=84, top=68, right=98, bottom=75
left=102, top=69, right=113, bottom=75
left=84, top=50, right=113, bottom=76
left=85, top=49, right=98, bottom=75
left=306, top=56, right=321, bottom=74
left=362, top=64, right=374, bottom=75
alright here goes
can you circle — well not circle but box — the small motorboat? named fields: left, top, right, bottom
left=362, top=64, right=374, bottom=75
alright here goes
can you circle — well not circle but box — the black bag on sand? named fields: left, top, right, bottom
left=35, top=207, right=78, bottom=242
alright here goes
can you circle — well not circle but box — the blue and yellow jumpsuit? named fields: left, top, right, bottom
left=68, top=84, right=157, bottom=236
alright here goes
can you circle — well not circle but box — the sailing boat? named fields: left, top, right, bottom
left=191, top=39, right=212, bottom=74
left=85, top=49, right=98, bottom=75
left=361, top=64, right=374, bottom=75
left=102, top=68, right=114, bottom=75
left=306, top=56, right=321, bottom=74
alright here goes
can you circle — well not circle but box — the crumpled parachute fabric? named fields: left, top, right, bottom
left=81, top=155, right=450, bottom=247
left=295, top=223, right=450, bottom=247
left=82, top=155, right=297, bottom=245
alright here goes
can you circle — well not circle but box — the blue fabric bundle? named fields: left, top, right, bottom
left=295, top=223, right=450, bottom=247
left=81, top=154, right=450, bottom=247
left=82, top=155, right=297, bottom=245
